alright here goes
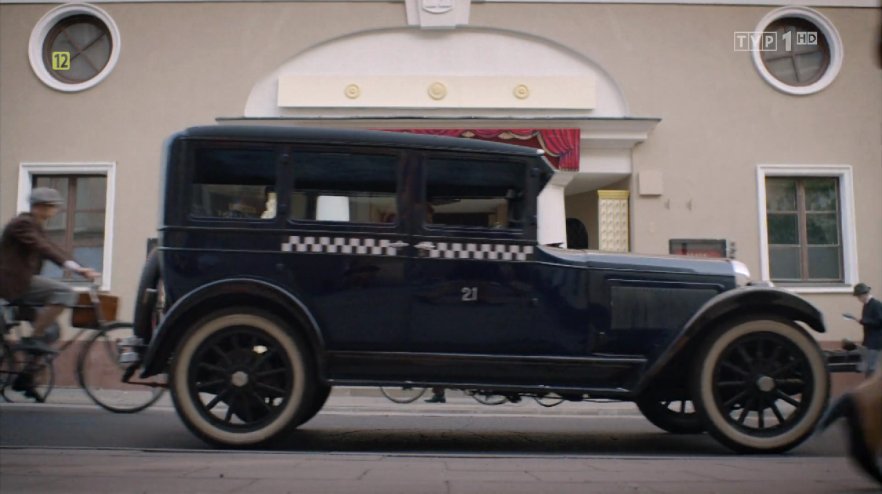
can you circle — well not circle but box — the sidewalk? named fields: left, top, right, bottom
left=5, top=386, right=641, bottom=417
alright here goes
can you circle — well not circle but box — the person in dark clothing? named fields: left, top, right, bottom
left=845, top=282, right=882, bottom=376
left=425, top=387, right=446, bottom=403
left=818, top=282, right=882, bottom=485
left=0, top=187, right=99, bottom=354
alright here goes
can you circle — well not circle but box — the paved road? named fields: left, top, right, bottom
left=0, top=388, right=879, bottom=493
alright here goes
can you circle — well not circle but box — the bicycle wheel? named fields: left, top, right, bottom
left=471, top=391, right=507, bottom=405
left=534, top=393, right=566, bottom=408
left=0, top=347, right=55, bottom=403
left=0, top=342, right=14, bottom=401
left=379, top=386, right=427, bottom=404
left=77, top=323, right=166, bottom=413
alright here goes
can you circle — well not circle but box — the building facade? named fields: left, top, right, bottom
left=1, top=0, right=880, bottom=346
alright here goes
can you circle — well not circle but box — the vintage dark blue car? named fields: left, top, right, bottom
left=133, top=125, right=830, bottom=452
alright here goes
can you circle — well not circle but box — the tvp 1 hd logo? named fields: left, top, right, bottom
left=734, top=31, right=818, bottom=52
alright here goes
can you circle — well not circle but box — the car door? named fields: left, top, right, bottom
left=282, top=147, right=412, bottom=351
left=405, top=153, right=543, bottom=355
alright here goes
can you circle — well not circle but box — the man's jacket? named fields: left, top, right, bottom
left=0, top=213, right=71, bottom=299
left=862, top=297, right=882, bottom=350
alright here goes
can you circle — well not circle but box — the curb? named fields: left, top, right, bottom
left=1, top=386, right=642, bottom=417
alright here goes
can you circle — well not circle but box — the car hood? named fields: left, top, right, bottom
left=537, top=246, right=737, bottom=278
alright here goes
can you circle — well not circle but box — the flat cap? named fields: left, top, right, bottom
left=29, top=187, right=64, bottom=206
left=853, top=283, right=871, bottom=296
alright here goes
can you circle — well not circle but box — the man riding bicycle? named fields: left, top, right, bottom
left=0, top=187, right=100, bottom=359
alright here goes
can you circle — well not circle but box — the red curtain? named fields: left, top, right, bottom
left=381, top=129, right=580, bottom=171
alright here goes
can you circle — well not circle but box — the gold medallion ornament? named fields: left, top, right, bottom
left=427, top=82, right=447, bottom=100
left=344, top=84, right=361, bottom=99
left=513, top=84, right=530, bottom=100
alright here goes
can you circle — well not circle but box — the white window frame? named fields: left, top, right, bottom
left=17, top=162, right=116, bottom=291
left=756, top=164, right=858, bottom=293
left=750, top=6, right=843, bottom=96
left=28, top=3, right=122, bottom=93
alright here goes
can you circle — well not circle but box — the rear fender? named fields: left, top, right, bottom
left=634, top=287, right=826, bottom=396
left=139, top=278, right=325, bottom=378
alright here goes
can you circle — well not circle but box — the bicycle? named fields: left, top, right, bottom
left=378, top=386, right=563, bottom=406
left=0, top=282, right=166, bottom=413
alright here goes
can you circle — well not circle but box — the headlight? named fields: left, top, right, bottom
left=730, top=260, right=751, bottom=286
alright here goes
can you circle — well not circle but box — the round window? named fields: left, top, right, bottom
left=751, top=7, right=842, bottom=95
left=29, top=4, right=121, bottom=92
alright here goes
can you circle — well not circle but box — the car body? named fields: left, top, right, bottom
left=134, top=125, right=830, bottom=452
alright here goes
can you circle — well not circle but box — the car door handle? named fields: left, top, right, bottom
left=387, top=241, right=409, bottom=249
left=415, top=242, right=436, bottom=251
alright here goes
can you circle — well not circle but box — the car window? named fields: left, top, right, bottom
left=290, top=151, right=398, bottom=224
left=190, top=144, right=278, bottom=220
left=425, top=157, right=526, bottom=230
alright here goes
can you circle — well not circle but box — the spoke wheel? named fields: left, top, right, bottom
left=534, top=393, right=566, bottom=408
left=77, top=324, right=166, bottom=413
left=636, top=395, right=703, bottom=434
left=380, top=386, right=427, bottom=404
left=692, top=318, right=829, bottom=453
left=471, top=391, right=507, bottom=406
left=170, top=309, right=312, bottom=447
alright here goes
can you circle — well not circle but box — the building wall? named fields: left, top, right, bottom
left=1, top=1, right=879, bottom=341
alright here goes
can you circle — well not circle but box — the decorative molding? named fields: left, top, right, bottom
left=405, top=0, right=471, bottom=29
left=2, top=1, right=878, bottom=6
left=277, top=75, right=595, bottom=110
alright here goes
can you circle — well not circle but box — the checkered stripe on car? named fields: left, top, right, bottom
left=427, top=242, right=534, bottom=261
left=281, top=236, right=399, bottom=256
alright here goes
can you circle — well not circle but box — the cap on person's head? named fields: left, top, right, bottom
left=29, top=187, right=63, bottom=206
left=853, top=283, right=871, bottom=296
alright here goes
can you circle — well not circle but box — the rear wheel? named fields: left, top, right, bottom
left=170, top=309, right=315, bottom=447
left=692, top=318, right=829, bottom=453
left=636, top=394, right=703, bottom=434
left=77, top=323, right=166, bottom=413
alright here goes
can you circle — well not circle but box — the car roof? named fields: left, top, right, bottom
left=177, top=125, right=548, bottom=158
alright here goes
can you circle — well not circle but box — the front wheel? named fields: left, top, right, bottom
left=170, top=309, right=315, bottom=447
left=77, top=323, right=166, bottom=413
left=692, top=318, right=829, bottom=453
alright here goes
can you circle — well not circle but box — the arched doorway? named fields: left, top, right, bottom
left=228, top=27, right=658, bottom=249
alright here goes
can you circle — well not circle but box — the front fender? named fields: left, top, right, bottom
left=139, top=278, right=325, bottom=377
left=634, top=286, right=826, bottom=395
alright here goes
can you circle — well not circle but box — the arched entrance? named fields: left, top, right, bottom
left=228, top=27, right=658, bottom=250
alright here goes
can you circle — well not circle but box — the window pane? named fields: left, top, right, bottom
left=73, top=246, right=104, bottom=273
left=806, top=213, right=839, bottom=245
left=765, top=57, right=798, bottom=85
left=75, top=177, right=107, bottom=210
left=807, top=246, right=841, bottom=280
left=191, top=145, right=277, bottom=219
left=74, top=212, right=105, bottom=245
left=426, top=157, right=526, bottom=229
left=33, top=174, right=107, bottom=282
left=769, top=246, right=801, bottom=280
left=290, top=151, right=398, bottom=224
left=767, top=213, right=799, bottom=244
left=766, top=179, right=797, bottom=211
left=804, top=178, right=837, bottom=211
left=794, top=51, right=825, bottom=84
